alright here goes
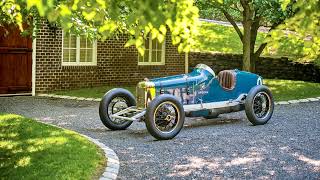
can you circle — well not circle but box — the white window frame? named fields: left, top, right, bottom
left=138, top=34, right=166, bottom=65
left=61, top=31, right=97, bottom=66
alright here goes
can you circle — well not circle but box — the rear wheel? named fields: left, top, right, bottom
left=145, top=94, right=185, bottom=140
left=245, top=85, right=274, bottom=125
left=99, top=88, right=135, bottom=130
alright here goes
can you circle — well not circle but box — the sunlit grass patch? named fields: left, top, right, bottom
left=264, top=79, right=320, bottom=101
left=193, top=22, right=245, bottom=54
left=0, top=114, right=105, bottom=179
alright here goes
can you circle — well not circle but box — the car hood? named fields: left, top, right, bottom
left=138, top=64, right=215, bottom=89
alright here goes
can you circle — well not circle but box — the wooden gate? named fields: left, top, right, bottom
left=0, top=25, right=32, bottom=94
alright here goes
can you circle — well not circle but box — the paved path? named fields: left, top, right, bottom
left=199, top=18, right=271, bottom=33
left=1, top=96, right=319, bottom=179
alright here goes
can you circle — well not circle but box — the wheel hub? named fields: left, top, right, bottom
left=113, top=101, right=127, bottom=111
left=108, top=97, right=128, bottom=124
left=165, top=115, right=174, bottom=122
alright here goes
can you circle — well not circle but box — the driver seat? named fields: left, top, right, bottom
left=217, top=70, right=236, bottom=90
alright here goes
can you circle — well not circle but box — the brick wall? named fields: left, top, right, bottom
left=35, top=21, right=185, bottom=93
left=189, top=52, right=320, bottom=82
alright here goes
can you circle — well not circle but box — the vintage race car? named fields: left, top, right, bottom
left=99, top=64, right=274, bottom=140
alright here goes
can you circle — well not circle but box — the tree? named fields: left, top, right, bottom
left=0, top=0, right=199, bottom=55
left=196, top=0, right=293, bottom=72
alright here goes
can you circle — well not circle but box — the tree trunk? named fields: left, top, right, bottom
left=249, top=18, right=260, bottom=73
left=241, top=0, right=253, bottom=72
left=242, top=21, right=251, bottom=72
left=250, top=54, right=259, bottom=72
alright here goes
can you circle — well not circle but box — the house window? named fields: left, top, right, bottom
left=138, top=34, right=165, bottom=65
left=62, top=31, right=97, bottom=66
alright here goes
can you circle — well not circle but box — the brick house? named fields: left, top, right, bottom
left=0, top=21, right=188, bottom=95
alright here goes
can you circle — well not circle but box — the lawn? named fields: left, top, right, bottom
left=0, top=114, right=105, bottom=179
left=53, top=79, right=320, bottom=102
left=193, top=22, right=306, bottom=60
left=264, top=79, right=320, bottom=101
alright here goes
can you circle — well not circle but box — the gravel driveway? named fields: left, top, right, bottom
left=1, top=96, right=319, bottom=179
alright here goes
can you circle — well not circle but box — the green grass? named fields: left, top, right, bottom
left=53, top=79, right=320, bottom=102
left=54, top=86, right=136, bottom=99
left=193, top=22, right=251, bottom=54
left=0, top=114, right=105, bottom=179
left=193, top=22, right=305, bottom=59
left=264, top=79, right=320, bottom=101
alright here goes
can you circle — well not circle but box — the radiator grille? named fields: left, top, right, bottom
left=136, top=86, right=145, bottom=109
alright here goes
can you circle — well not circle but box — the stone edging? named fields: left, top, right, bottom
left=38, top=93, right=320, bottom=105
left=38, top=94, right=102, bottom=102
left=38, top=120, right=119, bottom=180
left=82, top=135, right=120, bottom=180
left=274, top=97, right=320, bottom=105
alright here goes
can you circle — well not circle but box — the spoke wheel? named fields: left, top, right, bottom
left=99, top=88, right=135, bottom=130
left=154, top=101, right=180, bottom=133
left=145, top=94, right=185, bottom=140
left=252, top=92, right=271, bottom=119
left=245, top=85, right=274, bottom=125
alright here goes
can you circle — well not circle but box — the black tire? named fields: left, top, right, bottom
left=245, top=85, right=274, bottom=125
left=99, top=88, right=135, bottom=130
left=145, top=94, right=185, bottom=140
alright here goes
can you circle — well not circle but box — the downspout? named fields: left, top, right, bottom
left=185, top=52, right=189, bottom=74
left=32, top=39, right=36, bottom=96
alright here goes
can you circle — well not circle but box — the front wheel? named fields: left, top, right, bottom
left=145, top=94, right=185, bottom=140
left=99, top=88, right=135, bottom=130
left=245, top=85, right=274, bottom=125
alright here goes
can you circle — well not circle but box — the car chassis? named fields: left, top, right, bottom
left=110, top=94, right=247, bottom=122
left=99, top=64, right=274, bottom=140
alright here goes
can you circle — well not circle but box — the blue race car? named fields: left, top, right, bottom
left=99, top=64, right=274, bottom=140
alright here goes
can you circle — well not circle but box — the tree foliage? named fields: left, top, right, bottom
left=269, top=0, right=320, bottom=60
left=0, top=0, right=199, bottom=54
left=197, top=0, right=241, bottom=21
left=196, top=0, right=293, bottom=72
